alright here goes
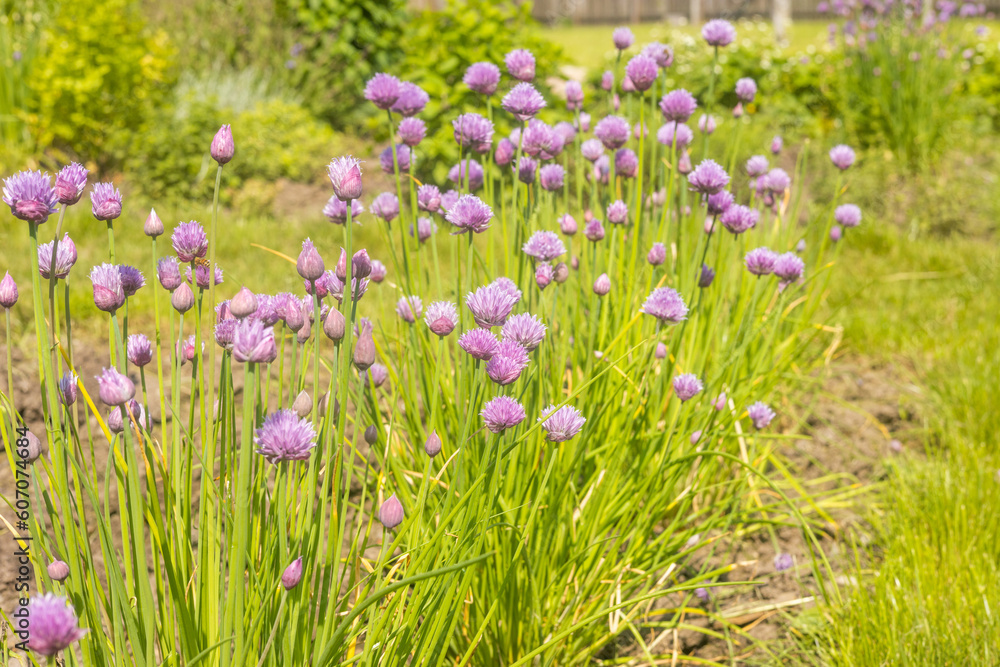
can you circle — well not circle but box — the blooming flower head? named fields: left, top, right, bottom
left=364, top=73, right=401, bottom=110
left=745, top=247, right=778, bottom=275
left=464, top=61, right=501, bottom=95
left=625, top=54, right=658, bottom=92
left=659, top=89, right=698, bottom=122
left=380, top=144, right=410, bottom=174
left=835, top=203, right=862, bottom=227
left=416, top=184, right=441, bottom=213
left=735, top=77, right=758, bottom=103
left=459, top=328, right=501, bottom=360
left=746, top=155, right=769, bottom=178
left=118, top=265, right=145, bottom=297
left=453, top=113, right=494, bottom=153
left=594, top=115, right=630, bottom=150
left=90, top=263, right=125, bottom=313
left=699, top=263, right=716, bottom=287
left=466, top=282, right=518, bottom=328
left=398, top=117, right=426, bottom=147
left=502, top=313, right=547, bottom=351
left=127, top=333, right=153, bottom=367
left=494, top=138, right=516, bottom=166
left=539, top=404, right=586, bottom=442
left=764, top=168, right=791, bottom=193
left=502, top=82, right=546, bottom=121
left=601, top=70, right=614, bottom=91
left=486, top=339, right=530, bottom=385
left=581, top=138, right=605, bottom=162
left=702, top=19, right=737, bottom=46
left=255, top=409, right=317, bottom=463
left=97, top=367, right=134, bottom=406
left=647, top=242, right=667, bottom=266
left=54, top=163, right=88, bottom=205
left=773, top=252, right=805, bottom=283
left=38, top=234, right=77, bottom=280
left=771, top=136, right=783, bottom=154
left=412, top=216, right=436, bottom=243
left=446, top=194, right=493, bottom=235
left=522, top=230, right=566, bottom=262
left=396, top=295, right=423, bottom=323
left=481, top=395, right=526, bottom=434
left=425, top=301, right=458, bottom=337
left=643, top=41, right=674, bottom=68
left=706, top=190, right=734, bottom=216
left=673, top=373, right=704, bottom=402
left=3, top=170, right=58, bottom=223
left=522, top=119, right=557, bottom=158
left=233, top=318, right=277, bottom=364
left=185, top=263, right=224, bottom=290
left=172, top=221, right=208, bottom=262
left=23, top=593, right=88, bottom=656
left=328, top=156, right=364, bottom=201
left=615, top=148, right=639, bottom=179
left=505, top=49, right=536, bottom=81
left=539, top=164, right=565, bottom=191
left=829, top=144, right=856, bottom=170
left=607, top=200, right=628, bottom=225
left=449, top=159, right=485, bottom=191
left=688, top=159, right=730, bottom=194
left=323, top=196, right=363, bottom=224
left=641, top=286, right=688, bottom=324
left=748, top=401, right=776, bottom=429
left=584, top=218, right=605, bottom=242
left=371, top=192, right=400, bottom=222
left=391, top=81, right=429, bottom=116
left=565, top=80, right=584, bottom=110
left=612, top=26, right=634, bottom=50
left=492, top=276, right=522, bottom=302
left=774, top=553, right=794, bottom=572
left=156, top=256, right=183, bottom=291
left=657, top=121, right=694, bottom=148
left=90, top=182, right=123, bottom=221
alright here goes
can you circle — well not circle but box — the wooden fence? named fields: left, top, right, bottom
left=528, top=0, right=826, bottom=23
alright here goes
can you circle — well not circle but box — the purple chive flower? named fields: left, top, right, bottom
left=481, top=395, right=527, bottom=434
left=446, top=194, right=493, bottom=235
left=522, top=230, right=566, bottom=262
left=748, top=401, right=776, bottom=429
left=417, top=184, right=442, bottom=213
left=380, top=144, right=411, bottom=174
left=156, top=257, right=182, bottom=291
left=494, top=138, right=516, bottom=166
left=370, top=192, right=400, bottom=223
left=185, top=264, right=223, bottom=289
left=424, top=430, right=442, bottom=457
left=559, top=213, right=578, bottom=236
left=172, top=221, right=208, bottom=263
left=438, top=190, right=459, bottom=213
left=398, top=117, right=426, bottom=147
left=396, top=295, right=423, bottom=323
left=539, top=404, right=586, bottom=442
left=233, top=318, right=277, bottom=364
left=230, top=286, right=258, bottom=319
left=58, top=371, right=78, bottom=405
left=143, top=208, right=164, bottom=238
left=584, top=218, right=605, bottom=242
left=720, top=205, right=758, bottom=235
left=601, top=70, right=614, bottom=91
left=644, top=41, right=674, bottom=68
left=774, top=553, right=794, bottom=572
left=453, top=113, right=495, bottom=153
left=565, top=80, right=584, bottom=110
left=466, top=282, right=518, bottom=328
left=829, top=144, right=856, bottom=170
left=118, top=265, right=145, bottom=297
left=391, top=81, right=429, bottom=116
left=735, top=77, right=757, bottom=103
left=501, top=313, right=547, bottom=351
left=655, top=342, right=668, bottom=359
left=771, top=136, right=783, bottom=155
left=607, top=200, right=628, bottom=225
left=535, top=263, right=554, bottom=290
left=486, top=339, right=530, bottom=385
left=657, top=122, right=694, bottom=148
left=647, top=242, right=667, bottom=266
left=581, top=138, right=605, bottom=162
left=625, top=54, right=658, bottom=92
left=368, top=260, right=386, bottom=284
left=746, top=155, right=769, bottom=178
left=328, top=156, right=364, bottom=201
left=23, top=593, right=88, bottom=656
left=714, top=393, right=727, bottom=411
left=774, top=252, right=805, bottom=283
left=697, top=114, right=717, bottom=135
left=516, top=157, right=537, bottom=185
left=412, top=216, right=436, bottom=243
left=673, top=373, right=704, bottom=402
left=493, top=276, right=523, bottom=303
left=702, top=19, right=737, bottom=46
left=522, top=120, right=557, bottom=158
left=502, top=82, right=546, bottom=122
left=615, top=149, right=639, bottom=179
left=54, top=163, right=88, bottom=205
left=642, top=287, right=688, bottom=324
left=459, top=328, right=501, bottom=360
left=255, top=409, right=317, bottom=463
left=539, top=164, right=565, bottom=192
left=830, top=225, right=843, bottom=242
left=745, top=247, right=778, bottom=275
left=612, top=26, right=634, bottom=50
left=37, top=234, right=77, bottom=280
left=323, top=196, right=363, bottom=224
left=688, top=159, right=730, bottom=194
left=593, top=273, right=611, bottom=296
left=379, top=494, right=405, bottom=529
left=364, top=72, right=401, bottom=111
left=3, top=170, right=58, bottom=224
left=659, top=89, right=698, bottom=122
left=706, top=190, right=734, bottom=216
left=678, top=152, right=692, bottom=175
left=296, top=239, right=325, bottom=283
left=464, top=61, right=502, bottom=96
left=594, top=115, right=630, bottom=150
left=505, top=48, right=536, bottom=81
left=694, top=587, right=710, bottom=601
left=425, top=301, right=459, bottom=337
left=96, top=367, right=134, bottom=406
left=282, top=557, right=303, bottom=590
left=89, top=263, right=125, bottom=313
left=449, top=159, right=485, bottom=191
left=699, top=263, right=716, bottom=287
left=835, top=203, right=862, bottom=227
left=215, top=319, right=237, bottom=349
left=126, top=333, right=153, bottom=367
left=171, top=282, right=195, bottom=314
left=764, top=168, right=791, bottom=193
left=90, top=182, right=122, bottom=221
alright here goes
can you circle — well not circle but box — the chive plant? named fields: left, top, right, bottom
left=1, top=21, right=863, bottom=666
